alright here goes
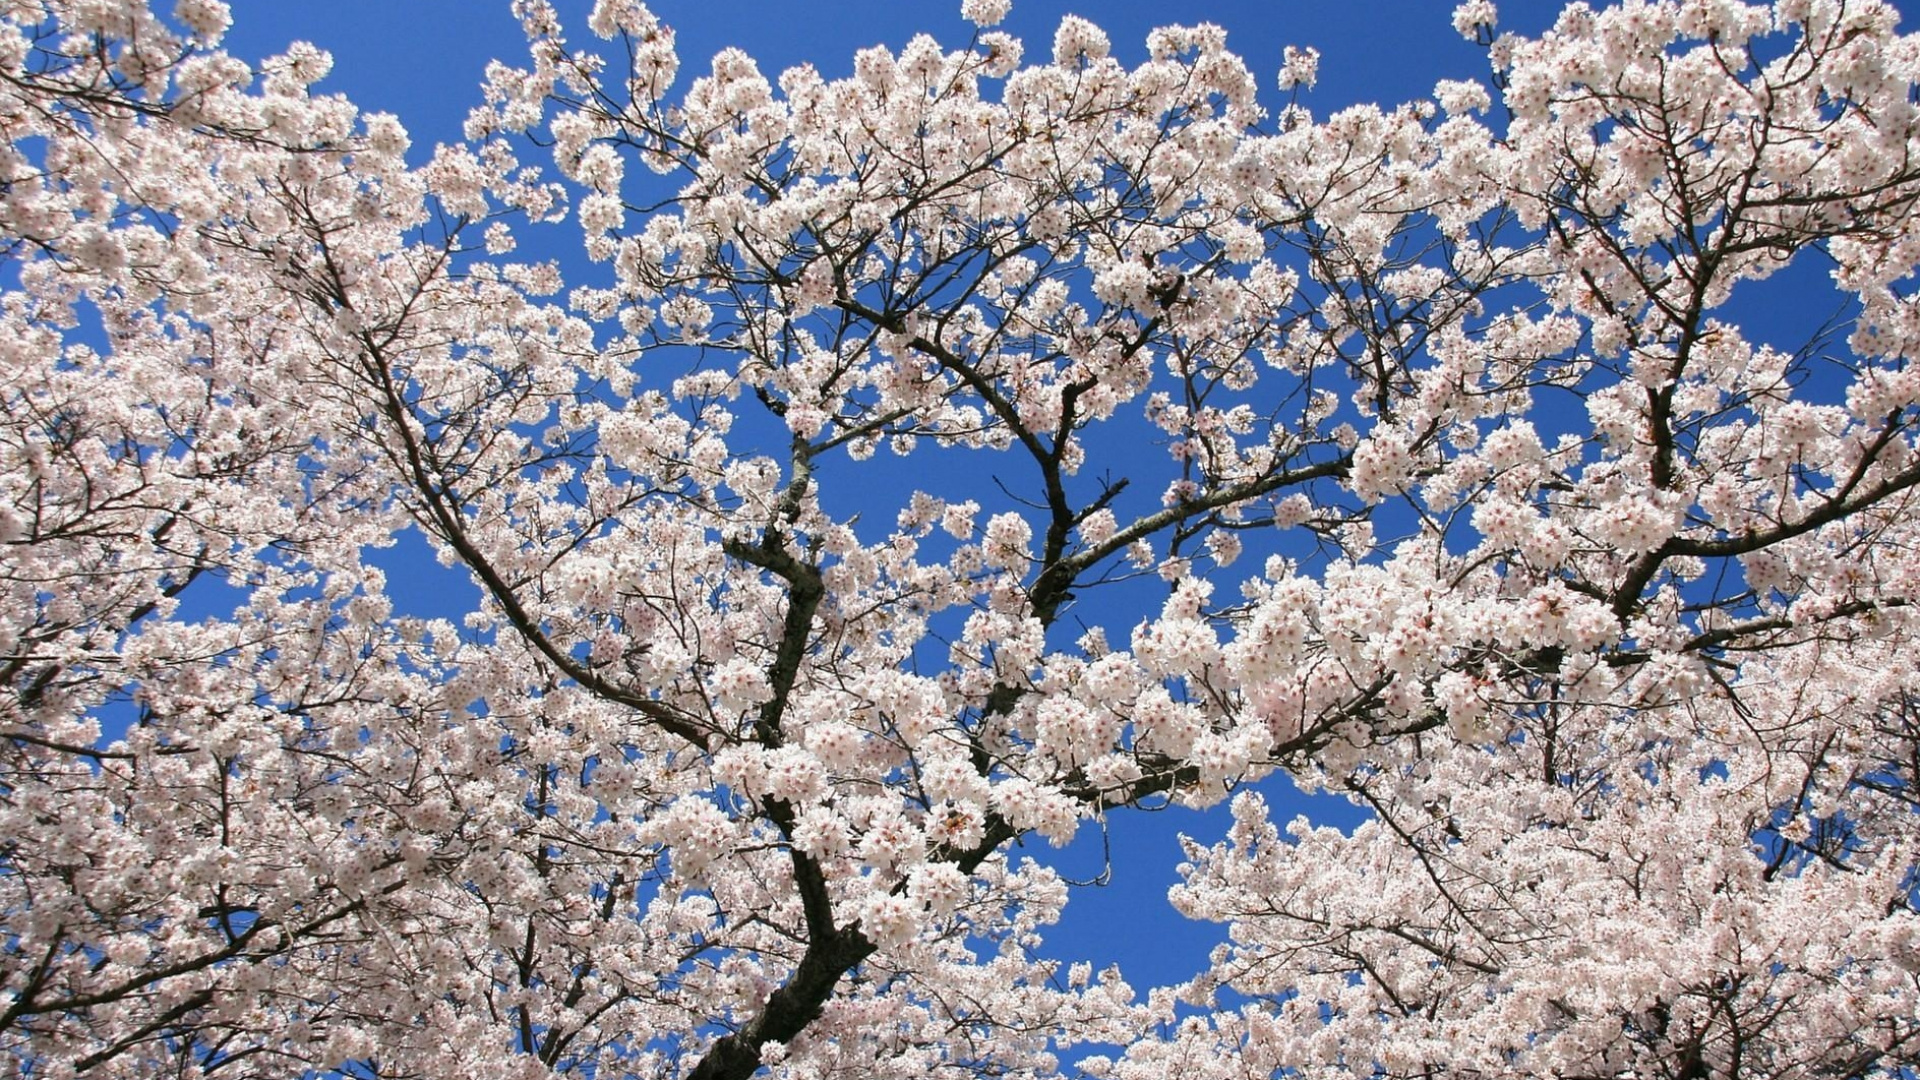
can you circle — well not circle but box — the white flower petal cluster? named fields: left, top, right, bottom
left=3, top=0, right=1919, bottom=1078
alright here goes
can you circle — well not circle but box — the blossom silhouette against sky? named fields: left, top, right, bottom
left=209, top=0, right=1912, bottom=993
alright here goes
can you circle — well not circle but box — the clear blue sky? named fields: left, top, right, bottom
left=215, top=0, right=1913, bottom=994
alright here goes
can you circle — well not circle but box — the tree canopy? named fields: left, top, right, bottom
left=3, top=0, right=1919, bottom=1076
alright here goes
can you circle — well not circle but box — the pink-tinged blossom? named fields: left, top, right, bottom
left=1277, top=45, right=1320, bottom=90
left=6, top=1, right=1920, bottom=1078
left=1452, top=0, right=1498, bottom=36
left=981, top=511, right=1032, bottom=569
left=173, top=0, right=231, bottom=42
left=959, top=0, right=1010, bottom=28
left=1051, top=14, right=1110, bottom=67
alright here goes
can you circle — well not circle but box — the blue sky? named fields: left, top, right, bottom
left=213, top=0, right=1914, bottom=995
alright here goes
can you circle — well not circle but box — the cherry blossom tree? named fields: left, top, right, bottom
left=3, top=0, right=1919, bottom=1077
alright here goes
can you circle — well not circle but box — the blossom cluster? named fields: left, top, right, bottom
left=2, top=0, right=1918, bottom=1077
